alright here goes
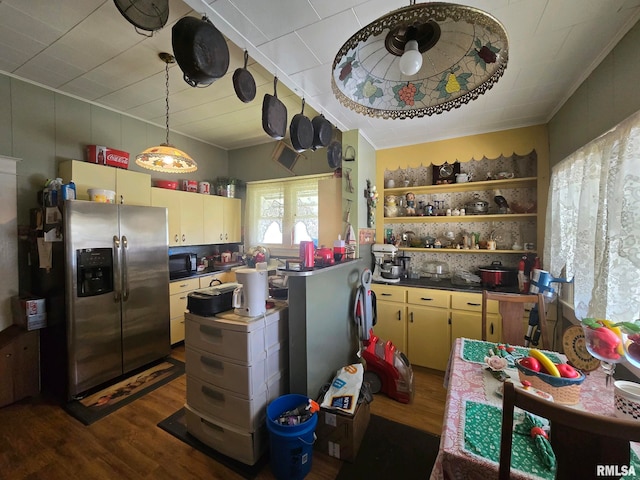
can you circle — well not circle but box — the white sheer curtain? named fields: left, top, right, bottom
left=544, top=109, right=640, bottom=321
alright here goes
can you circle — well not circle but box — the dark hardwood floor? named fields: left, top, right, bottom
left=0, top=344, right=446, bottom=479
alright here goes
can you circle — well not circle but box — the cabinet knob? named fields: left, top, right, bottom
left=182, top=234, right=186, bottom=242
left=410, top=312, right=414, bottom=323
left=397, top=310, right=401, bottom=321
left=381, top=293, right=392, bottom=296
left=420, top=297, right=433, bottom=301
left=220, top=233, right=223, bottom=240
left=225, top=233, right=228, bottom=240
left=467, top=302, right=480, bottom=307
left=490, top=323, right=494, bottom=335
left=174, top=234, right=179, bottom=243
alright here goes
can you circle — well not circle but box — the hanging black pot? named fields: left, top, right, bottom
left=172, top=15, right=229, bottom=87
left=290, top=99, right=314, bottom=152
left=233, top=50, right=256, bottom=103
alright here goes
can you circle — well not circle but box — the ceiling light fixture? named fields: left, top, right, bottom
left=136, top=52, right=197, bottom=173
left=332, top=1, right=509, bottom=119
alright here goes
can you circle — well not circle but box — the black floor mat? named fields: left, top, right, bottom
left=157, top=407, right=267, bottom=480
left=336, top=414, right=441, bottom=480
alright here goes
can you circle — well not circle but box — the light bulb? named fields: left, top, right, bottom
left=399, top=40, right=422, bottom=76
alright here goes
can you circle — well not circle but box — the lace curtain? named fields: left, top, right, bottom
left=244, top=174, right=331, bottom=249
left=544, top=109, right=640, bottom=321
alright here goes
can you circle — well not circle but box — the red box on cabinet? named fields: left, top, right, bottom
left=86, top=145, right=130, bottom=169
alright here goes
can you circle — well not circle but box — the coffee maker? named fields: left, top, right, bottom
left=233, top=268, right=268, bottom=317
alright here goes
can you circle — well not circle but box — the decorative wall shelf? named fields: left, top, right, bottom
left=397, top=247, right=537, bottom=254
left=383, top=177, right=536, bottom=195
left=384, top=213, right=537, bottom=223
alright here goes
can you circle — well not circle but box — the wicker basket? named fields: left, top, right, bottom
left=515, top=359, right=586, bottom=405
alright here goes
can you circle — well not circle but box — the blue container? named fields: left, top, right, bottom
left=266, top=394, right=318, bottom=480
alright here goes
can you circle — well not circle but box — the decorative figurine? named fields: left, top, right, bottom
left=405, top=192, right=416, bottom=215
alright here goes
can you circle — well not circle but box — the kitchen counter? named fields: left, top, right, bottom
left=374, top=277, right=520, bottom=294
left=276, top=258, right=359, bottom=277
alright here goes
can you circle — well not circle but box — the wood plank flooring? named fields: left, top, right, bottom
left=0, top=345, right=446, bottom=480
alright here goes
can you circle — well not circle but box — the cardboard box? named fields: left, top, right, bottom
left=315, top=401, right=370, bottom=462
left=11, top=296, right=47, bottom=331
left=86, top=145, right=130, bottom=169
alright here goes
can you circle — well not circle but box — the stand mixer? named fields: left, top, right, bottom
left=372, top=243, right=400, bottom=283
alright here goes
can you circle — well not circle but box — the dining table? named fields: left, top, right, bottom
left=429, top=337, right=640, bottom=480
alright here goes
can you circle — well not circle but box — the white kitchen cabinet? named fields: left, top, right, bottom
left=169, top=277, right=200, bottom=345
left=58, top=159, right=151, bottom=206
left=151, top=188, right=204, bottom=246
left=203, top=195, right=241, bottom=244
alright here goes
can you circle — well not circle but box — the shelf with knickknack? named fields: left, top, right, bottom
left=382, top=152, right=539, bottom=258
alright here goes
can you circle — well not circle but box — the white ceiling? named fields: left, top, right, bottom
left=1, top=0, right=639, bottom=151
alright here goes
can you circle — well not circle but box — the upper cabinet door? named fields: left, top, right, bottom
left=222, top=197, right=241, bottom=243
left=151, top=187, right=181, bottom=246
left=178, top=191, right=204, bottom=246
left=203, top=195, right=224, bottom=244
left=115, top=169, right=150, bottom=206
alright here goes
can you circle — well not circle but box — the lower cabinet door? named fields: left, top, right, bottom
left=408, top=305, right=450, bottom=370
left=373, top=301, right=407, bottom=353
left=451, top=310, right=483, bottom=343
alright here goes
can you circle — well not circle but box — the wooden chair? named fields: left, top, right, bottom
left=482, top=291, right=550, bottom=349
left=499, top=381, right=640, bottom=479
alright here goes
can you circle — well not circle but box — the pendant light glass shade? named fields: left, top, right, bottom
left=136, top=52, right=197, bottom=173
left=332, top=1, right=509, bottom=119
left=135, top=144, right=197, bottom=173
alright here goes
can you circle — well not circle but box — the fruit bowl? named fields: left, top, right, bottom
left=515, top=358, right=586, bottom=405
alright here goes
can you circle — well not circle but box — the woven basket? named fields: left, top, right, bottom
left=515, top=359, right=586, bottom=405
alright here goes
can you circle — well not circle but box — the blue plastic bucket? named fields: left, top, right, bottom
left=266, top=394, right=318, bottom=480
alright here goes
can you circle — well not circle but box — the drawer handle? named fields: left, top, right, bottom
left=179, top=296, right=187, bottom=300
left=202, top=385, right=225, bottom=402
left=201, top=356, right=224, bottom=371
left=179, top=283, right=189, bottom=288
left=200, top=325, right=223, bottom=338
left=420, top=297, right=433, bottom=301
left=381, top=293, right=392, bottom=296
left=201, top=417, right=224, bottom=432
left=397, top=310, right=401, bottom=321
left=467, top=302, right=481, bottom=307
left=490, top=323, right=494, bottom=335
left=410, top=312, right=414, bottom=323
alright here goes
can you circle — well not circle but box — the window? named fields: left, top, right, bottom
left=245, top=174, right=332, bottom=254
left=545, top=109, right=640, bottom=321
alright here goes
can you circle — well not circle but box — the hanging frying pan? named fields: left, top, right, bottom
left=172, top=16, right=229, bottom=88
left=113, top=0, right=169, bottom=34
left=311, top=114, right=332, bottom=150
left=262, top=77, right=287, bottom=139
left=327, top=140, right=342, bottom=169
left=233, top=50, right=256, bottom=103
left=290, top=99, right=314, bottom=152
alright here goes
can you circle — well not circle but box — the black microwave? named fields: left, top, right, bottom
left=169, top=253, right=197, bottom=280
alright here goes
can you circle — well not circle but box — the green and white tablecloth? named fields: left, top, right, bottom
left=461, top=338, right=562, bottom=365
left=462, top=400, right=640, bottom=480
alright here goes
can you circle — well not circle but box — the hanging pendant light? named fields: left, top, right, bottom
left=332, top=1, right=509, bottom=119
left=136, top=52, right=197, bottom=173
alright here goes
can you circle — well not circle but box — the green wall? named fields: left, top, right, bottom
left=0, top=74, right=229, bottom=226
left=548, top=20, right=640, bottom=167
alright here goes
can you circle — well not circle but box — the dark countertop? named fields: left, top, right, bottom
left=374, top=277, right=520, bottom=294
left=169, top=264, right=240, bottom=282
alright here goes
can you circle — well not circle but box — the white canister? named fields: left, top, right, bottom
left=198, top=181, right=211, bottom=194
left=386, top=179, right=395, bottom=188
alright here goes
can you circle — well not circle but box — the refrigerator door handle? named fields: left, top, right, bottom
left=113, top=235, right=121, bottom=302
left=122, top=235, right=129, bottom=301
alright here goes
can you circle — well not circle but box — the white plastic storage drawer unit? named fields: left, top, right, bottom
left=185, top=403, right=267, bottom=466
left=184, top=306, right=288, bottom=364
left=185, top=342, right=288, bottom=400
left=186, top=371, right=286, bottom=432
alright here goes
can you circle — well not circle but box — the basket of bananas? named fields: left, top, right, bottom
left=515, top=349, right=586, bottom=405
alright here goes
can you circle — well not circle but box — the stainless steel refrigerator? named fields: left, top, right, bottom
left=39, top=200, right=170, bottom=400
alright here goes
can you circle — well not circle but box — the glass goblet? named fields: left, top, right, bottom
left=581, top=323, right=625, bottom=387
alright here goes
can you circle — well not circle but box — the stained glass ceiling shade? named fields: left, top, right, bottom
left=331, top=2, right=509, bottom=119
